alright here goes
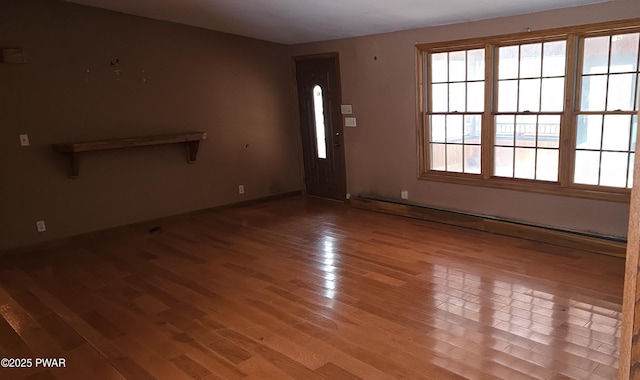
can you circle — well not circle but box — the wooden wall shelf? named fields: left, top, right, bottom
left=52, top=131, right=207, bottom=178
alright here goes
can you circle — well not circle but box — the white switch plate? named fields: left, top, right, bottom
left=238, top=185, right=245, bottom=194
left=401, top=190, right=409, bottom=200
left=345, top=117, right=357, bottom=127
left=340, top=105, right=353, bottom=115
left=36, top=220, right=46, bottom=232
left=19, top=134, right=29, bottom=146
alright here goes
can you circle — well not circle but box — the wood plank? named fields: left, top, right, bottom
left=619, top=109, right=640, bottom=379
left=52, top=132, right=207, bottom=153
left=51, top=131, right=207, bottom=178
left=0, top=196, right=624, bottom=380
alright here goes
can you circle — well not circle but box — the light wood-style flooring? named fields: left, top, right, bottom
left=0, top=196, right=625, bottom=379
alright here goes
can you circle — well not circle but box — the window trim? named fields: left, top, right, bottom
left=416, top=18, right=640, bottom=203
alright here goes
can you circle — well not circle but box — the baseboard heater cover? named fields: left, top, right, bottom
left=351, top=195, right=626, bottom=258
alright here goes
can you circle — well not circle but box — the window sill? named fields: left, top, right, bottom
left=418, top=171, right=630, bottom=203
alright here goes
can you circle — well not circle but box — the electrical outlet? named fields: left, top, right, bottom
left=36, top=220, right=46, bottom=232
left=401, top=190, right=409, bottom=200
left=238, top=185, right=245, bottom=194
left=19, top=134, right=30, bottom=146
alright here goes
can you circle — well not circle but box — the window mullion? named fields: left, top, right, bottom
left=482, top=44, right=494, bottom=179
left=561, top=34, right=579, bottom=188
left=423, top=52, right=432, bottom=173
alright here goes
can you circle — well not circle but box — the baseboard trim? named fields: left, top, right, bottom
left=0, top=190, right=302, bottom=256
left=350, top=196, right=626, bottom=258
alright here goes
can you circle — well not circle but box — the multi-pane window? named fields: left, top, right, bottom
left=419, top=22, right=640, bottom=201
left=428, top=48, right=484, bottom=174
left=575, top=32, right=640, bottom=188
left=494, top=41, right=566, bottom=181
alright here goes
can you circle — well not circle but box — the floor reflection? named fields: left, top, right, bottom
left=425, top=261, right=621, bottom=377
left=321, top=236, right=337, bottom=299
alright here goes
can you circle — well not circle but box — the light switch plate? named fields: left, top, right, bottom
left=345, top=117, right=357, bottom=127
left=340, top=105, right=353, bottom=115
left=19, top=134, right=30, bottom=146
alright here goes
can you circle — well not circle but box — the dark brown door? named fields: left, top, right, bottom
left=295, top=56, right=346, bottom=201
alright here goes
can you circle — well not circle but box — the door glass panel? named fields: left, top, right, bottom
left=312, top=85, right=327, bottom=159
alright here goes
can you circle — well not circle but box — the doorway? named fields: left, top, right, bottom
left=294, top=55, right=347, bottom=201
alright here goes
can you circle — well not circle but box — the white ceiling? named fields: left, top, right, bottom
left=64, top=0, right=610, bottom=45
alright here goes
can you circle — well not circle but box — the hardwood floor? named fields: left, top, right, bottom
left=0, top=196, right=625, bottom=379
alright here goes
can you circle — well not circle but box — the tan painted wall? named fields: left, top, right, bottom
left=290, top=0, right=640, bottom=238
left=0, top=0, right=301, bottom=251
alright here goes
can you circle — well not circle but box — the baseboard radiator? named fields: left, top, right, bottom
left=350, top=196, right=627, bottom=258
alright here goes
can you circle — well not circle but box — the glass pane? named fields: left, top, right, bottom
left=432, top=83, right=448, bottom=112
left=447, top=144, right=463, bottom=172
left=430, top=115, right=446, bottom=143
left=629, top=153, right=635, bottom=188
left=499, top=46, right=519, bottom=79
left=465, top=145, right=481, bottom=174
left=610, top=33, right=639, bottom=73
left=543, top=41, right=566, bottom=77
left=600, top=152, right=628, bottom=187
left=446, top=114, right=463, bottom=143
left=576, top=115, right=603, bottom=149
left=537, top=115, right=560, bottom=148
left=467, top=49, right=485, bottom=81
left=536, top=149, right=559, bottom=182
left=498, top=80, right=518, bottom=112
left=633, top=115, right=638, bottom=151
left=607, top=73, right=637, bottom=111
left=602, top=114, right=631, bottom=151
left=431, top=52, right=448, bottom=83
left=583, top=36, right=610, bottom=75
left=495, top=115, right=515, bottom=146
left=574, top=150, right=600, bottom=185
left=515, top=115, right=537, bottom=147
left=464, top=115, right=482, bottom=144
left=494, top=147, right=514, bottom=177
left=467, top=82, right=484, bottom=112
left=312, top=85, right=327, bottom=159
left=540, top=78, right=565, bottom=112
left=580, top=75, right=607, bottom=111
left=449, top=82, right=466, bottom=112
left=430, top=143, right=446, bottom=171
left=514, top=148, right=536, bottom=179
left=449, top=51, right=466, bottom=82
left=519, top=79, right=541, bottom=112
left=520, top=43, right=542, bottom=78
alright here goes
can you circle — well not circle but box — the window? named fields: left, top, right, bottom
left=575, top=33, right=639, bottom=188
left=418, top=20, right=640, bottom=202
left=494, top=41, right=565, bottom=181
left=428, top=48, right=484, bottom=174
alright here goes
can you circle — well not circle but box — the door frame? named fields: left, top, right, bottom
left=291, top=52, right=347, bottom=201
